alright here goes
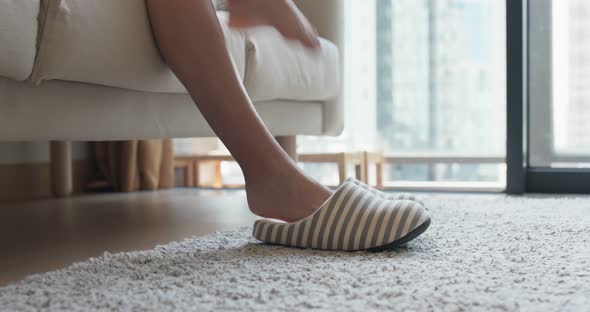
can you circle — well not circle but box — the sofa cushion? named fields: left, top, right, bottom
left=31, top=0, right=246, bottom=93
left=0, top=77, right=325, bottom=140
left=244, top=26, right=340, bottom=102
left=0, top=0, right=40, bottom=81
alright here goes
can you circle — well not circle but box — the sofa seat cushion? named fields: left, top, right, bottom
left=0, top=0, right=40, bottom=81
left=0, top=77, right=324, bottom=141
left=243, top=26, right=340, bottom=102
left=31, top=1, right=246, bottom=93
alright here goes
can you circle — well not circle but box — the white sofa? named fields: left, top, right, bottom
left=0, top=0, right=343, bottom=195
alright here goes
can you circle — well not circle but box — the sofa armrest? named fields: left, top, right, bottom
left=295, top=0, right=344, bottom=136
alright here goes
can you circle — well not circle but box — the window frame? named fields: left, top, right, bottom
left=506, top=0, right=590, bottom=194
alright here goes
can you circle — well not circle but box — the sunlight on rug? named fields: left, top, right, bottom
left=1, top=195, right=589, bottom=311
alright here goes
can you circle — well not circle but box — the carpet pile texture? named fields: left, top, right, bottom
left=1, top=195, right=589, bottom=311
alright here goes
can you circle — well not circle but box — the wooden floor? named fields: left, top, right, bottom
left=0, top=189, right=257, bottom=287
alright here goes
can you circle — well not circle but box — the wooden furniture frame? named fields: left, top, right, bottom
left=173, top=151, right=380, bottom=189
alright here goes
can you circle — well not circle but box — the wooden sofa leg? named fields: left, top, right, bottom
left=50, top=141, right=73, bottom=198
left=276, top=136, right=298, bottom=161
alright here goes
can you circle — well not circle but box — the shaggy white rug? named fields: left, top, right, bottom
left=1, top=195, right=589, bottom=311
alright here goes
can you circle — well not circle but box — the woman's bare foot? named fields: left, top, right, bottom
left=227, top=0, right=320, bottom=49
left=245, top=167, right=332, bottom=222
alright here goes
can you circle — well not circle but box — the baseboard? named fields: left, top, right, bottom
left=0, top=160, right=89, bottom=202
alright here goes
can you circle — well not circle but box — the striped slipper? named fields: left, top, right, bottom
left=345, top=177, right=425, bottom=206
left=252, top=181, right=431, bottom=251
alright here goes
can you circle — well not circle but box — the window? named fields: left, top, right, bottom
left=529, top=0, right=590, bottom=168
left=300, top=0, right=507, bottom=191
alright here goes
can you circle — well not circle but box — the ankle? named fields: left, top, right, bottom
left=243, top=161, right=301, bottom=186
left=244, top=168, right=331, bottom=222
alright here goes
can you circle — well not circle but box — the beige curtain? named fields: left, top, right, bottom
left=93, top=140, right=174, bottom=192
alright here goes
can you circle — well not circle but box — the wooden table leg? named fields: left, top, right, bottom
left=193, top=160, right=201, bottom=188
left=185, top=163, right=194, bottom=187
left=337, top=152, right=347, bottom=184
left=376, top=158, right=384, bottom=189
left=361, top=152, right=369, bottom=183
left=354, top=153, right=367, bottom=183
left=364, top=151, right=385, bottom=189
left=213, top=161, right=223, bottom=188
left=50, top=141, right=73, bottom=198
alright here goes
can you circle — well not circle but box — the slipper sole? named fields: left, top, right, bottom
left=367, top=217, right=431, bottom=252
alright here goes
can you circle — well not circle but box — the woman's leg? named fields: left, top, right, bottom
left=146, top=0, right=330, bottom=222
